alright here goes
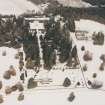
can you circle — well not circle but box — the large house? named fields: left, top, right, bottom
left=25, top=16, right=49, bottom=34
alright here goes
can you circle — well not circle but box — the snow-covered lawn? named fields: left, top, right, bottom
left=34, top=68, right=85, bottom=88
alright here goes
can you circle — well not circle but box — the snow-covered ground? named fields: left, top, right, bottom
left=73, top=19, right=105, bottom=90
left=0, top=18, right=105, bottom=105
left=0, top=47, right=20, bottom=86
left=0, top=0, right=41, bottom=15
left=75, top=19, right=105, bottom=33
left=0, top=46, right=86, bottom=104
left=57, top=0, right=92, bottom=7
left=0, top=0, right=93, bottom=16
left=2, top=88, right=105, bottom=105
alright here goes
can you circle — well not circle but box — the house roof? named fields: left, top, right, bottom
left=30, top=21, right=45, bottom=30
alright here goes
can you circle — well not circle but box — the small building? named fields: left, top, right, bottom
left=75, top=30, right=89, bottom=40
left=26, top=16, right=49, bottom=35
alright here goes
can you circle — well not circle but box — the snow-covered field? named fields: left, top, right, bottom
left=1, top=88, right=105, bottom=105
left=57, top=0, right=92, bottom=7
left=0, top=0, right=93, bottom=16
left=0, top=47, right=20, bottom=86
left=74, top=19, right=105, bottom=90
left=0, top=46, right=86, bottom=104
left=0, top=0, right=41, bottom=15
left=0, top=0, right=105, bottom=104
left=75, top=19, right=105, bottom=33
left=0, top=19, right=105, bottom=105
